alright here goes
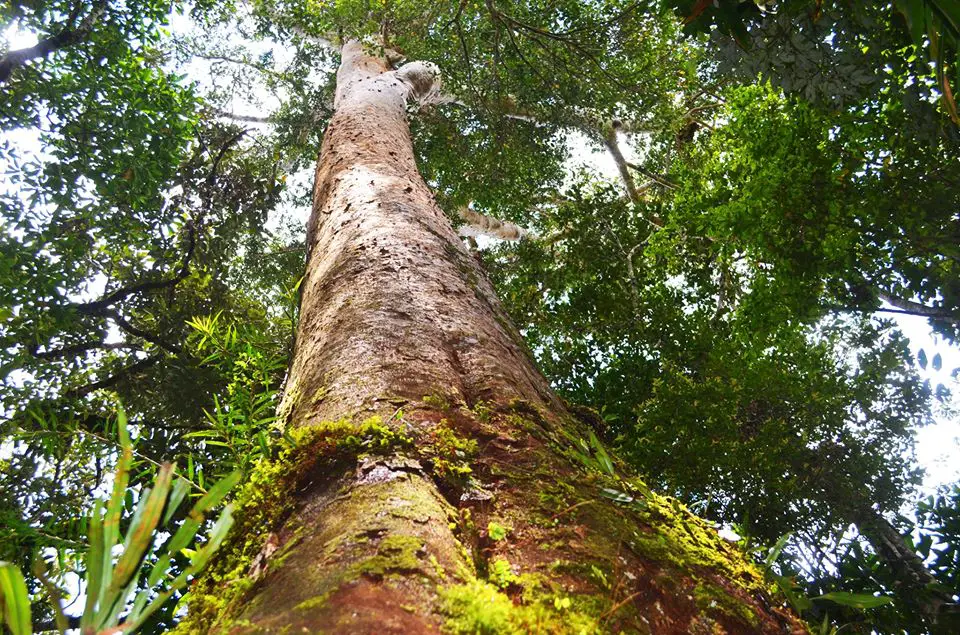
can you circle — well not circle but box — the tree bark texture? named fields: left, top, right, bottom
left=853, top=506, right=955, bottom=625
left=177, top=42, right=806, bottom=634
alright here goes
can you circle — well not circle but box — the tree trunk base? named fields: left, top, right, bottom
left=176, top=401, right=806, bottom=634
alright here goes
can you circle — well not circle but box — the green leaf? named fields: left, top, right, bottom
left=0, top=562, right=32, bottom=635
left=589, top=431, right=615, bottom=476
left=191, top=469, right=241, bottom=515
left=898, top=0, right=929, bottom=45
left=599, top=488, right=634, bottom=504
left=763, top=532, right=792, bottom=571
left=487, top=521, right=508, bottom=541
left=122, top=505, right=235, bottom=633
left=80, top=499, right=105, bottom=631
left=930, top=0, right=960, bottom=34
left=814, top=592, right=894, bottom=609
left=97, top=463, right=174, bottom=629
left=163, top=477, right=191, bottom=526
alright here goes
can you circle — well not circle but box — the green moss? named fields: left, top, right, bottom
left=439, top=580, right=601, bottom=635
left=172, top=417, right=415, bottom=633
left=175, top=393, right=786, bottom=633
left=486, top=521, right=508, bottom=542
left=274, top=376, right=302, bottom=428
left=294, top=593, right=331, bottom=612
left=440, top=581, right=515, bottom=634
left=627, top=492, right=766, bottom=591
left=356, top=534, right=425, bottom=577
left=422, top=393, right=452, bottom=410
left=694, top=582, right=760, bottom=627
left=429, top=554, right=448, bottom=581
left=311, top=385, right=329, bottom=406
left=488, top=558, right=518, bottom=589
left=530, top=410, right=769, bottom=604
left=469, top=401, right=494, bottom=423
left=421, top=419, right=477, bottom=485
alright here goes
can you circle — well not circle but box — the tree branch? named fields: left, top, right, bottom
left=209, top=106, right=272, bottom=123
left=189, top=50, right=286, bottom=80
left=108, top=311, right=182, bottom=355
left=457, top=208, right=530, bottom=241
left=0, top=1, right=106, bottom=82
left=878, top=291, right=960, bottom=323
left=29, top=340, right=137, bottom=360
left=72, top=130, right=246, bottom=315
left=626, top=161, right=677, bottom=191
left=67, top=354, right=163, bottom=398
left=602, top=123, right=666, bottom=229
left=602, top=122, right=641, bottom=205
left=72, top=218, right=199, bottom=315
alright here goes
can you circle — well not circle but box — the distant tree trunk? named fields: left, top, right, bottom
left=178, top=41, right=806, bottom=634
left=853, top=506, right=953, bottom=626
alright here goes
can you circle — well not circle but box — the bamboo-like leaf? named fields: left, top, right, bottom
left=120, top=505, right=235, bottom=633
left=100, top=564, right=142, bottom=630
left=146, top=553, right=173, bottom=587
left=814, top=591, right=894, bottom=609
left=95, top=464, right=173, bottom=629
left=931, top=0, right=960, bottom=33
left=589, top=431, right=615, bottom=476
left=165, top=518, right=202, bottom=557
left=763, top=532, right=792, bottom=571
left=182, top=430, right=220, bottom=439
left=599, top=487, right=634, bottom=504
left=101, top=408, right=135, bottom=609
left=163, top=477, right=191, bottom=526
left=190, top=470, right=241, bottom=517
left=80, top=499, right=105, bottom=630
left=97, top=490, right=148, bottom=625
left=204, top=505, right=235, bottom=551
left=898, top=0, right=929, bottom=45
left=0, top=562, right=32, bottom=635
left=109, top=464, right=174, bottom=594
left=127, top=586, right=150, bottom=625
left=121, top=586, right=177, bottom=635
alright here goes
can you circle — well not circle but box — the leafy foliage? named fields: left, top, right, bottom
left=0, top=408, right=238, bottom=634
left=2, top=0, right=959, bottom=633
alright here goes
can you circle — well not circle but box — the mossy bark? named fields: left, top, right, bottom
left=175, top=41, right=808, bottom=634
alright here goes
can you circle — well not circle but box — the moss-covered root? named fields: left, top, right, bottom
left=196, top=458, right=466, bottom=633
left=176, top=406, right=807, bottom=634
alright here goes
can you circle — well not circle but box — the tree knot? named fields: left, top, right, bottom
left=395, top=61, right=442, bottom=106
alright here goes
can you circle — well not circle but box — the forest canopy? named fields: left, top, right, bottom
left=1, top=1, right=959, bottom=633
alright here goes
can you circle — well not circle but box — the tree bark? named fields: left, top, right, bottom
left=853, top=506, right=955, bottom=626
left=0, top=1, right=106, bottom=83
left=177, top=41, right=806, bottom=634
left=457, top=207, right=530, bottom=241
left=877, top=291, right=959, bottom=323
left=602, top=122, right=642, bottom=206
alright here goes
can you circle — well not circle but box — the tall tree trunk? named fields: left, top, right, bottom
left=176, top=41, right=805, bottom=634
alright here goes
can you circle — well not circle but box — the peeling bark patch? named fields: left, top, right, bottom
left=356, top=455, right=423, bottom=485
